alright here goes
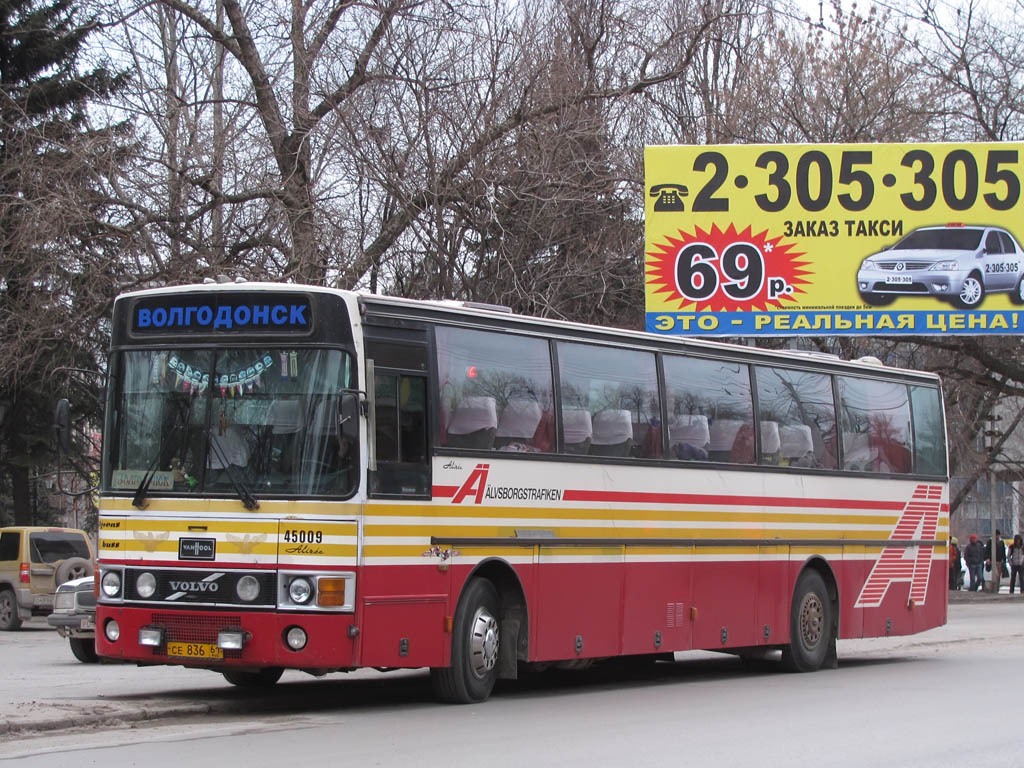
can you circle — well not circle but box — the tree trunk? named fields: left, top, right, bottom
left=10, top=462, right=31, bottom=526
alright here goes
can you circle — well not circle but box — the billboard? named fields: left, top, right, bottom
left=644, top=143, right=1024, bottom=336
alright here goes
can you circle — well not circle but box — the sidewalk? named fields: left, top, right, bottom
left=948, top=586, right=1024, bottom=602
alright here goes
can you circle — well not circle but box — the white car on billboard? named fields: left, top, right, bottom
left=856, top=224, right=1024, bottom=309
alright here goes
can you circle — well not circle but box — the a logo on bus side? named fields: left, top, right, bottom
left=451, top=464, right=490, bottom=504
left=855, top=484, right=943, bottom=608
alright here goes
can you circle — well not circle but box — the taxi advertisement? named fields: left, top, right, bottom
left=644, top=143, right=1024, bottom=336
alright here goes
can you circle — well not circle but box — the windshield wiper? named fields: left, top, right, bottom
left=131, top=451, right=162, bottom=509
left=132, top=391, right=197, bottom=509
left=206, top=435, right=260, bottom=511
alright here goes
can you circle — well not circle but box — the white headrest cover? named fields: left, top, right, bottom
left=592, top=409, right=632, bottom=445
left=448, top=396, right=498, bottom=435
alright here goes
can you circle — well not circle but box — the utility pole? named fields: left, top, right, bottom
left=985, top=413, right=1003, bottom=593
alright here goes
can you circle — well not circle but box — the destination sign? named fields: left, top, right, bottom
left=130, top=293, right=314, bottom=335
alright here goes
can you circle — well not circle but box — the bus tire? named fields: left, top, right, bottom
left=781, top=569, right=833, bottom=673
left=70, top=637, right=99, bottom=663
left=431, top=577, right=500, bottom=704
left=0, top=589, right=21, bottom=631
left=222, top=667, right=284, bottom=688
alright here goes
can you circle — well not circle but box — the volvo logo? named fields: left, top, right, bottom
left=168, top=580, right=220, bottom=593
left=166, top=572, right=225, bottom=600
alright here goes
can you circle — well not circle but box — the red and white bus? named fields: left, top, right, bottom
left=94, top=283, right=948, bottom=702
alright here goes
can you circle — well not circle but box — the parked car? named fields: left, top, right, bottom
left=47, top=575, right=98, bottom=662
left=0, top=526, right=95, bottom=630
left=857, top=224, right=1024, bottom=309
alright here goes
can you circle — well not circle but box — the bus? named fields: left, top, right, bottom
left=92, top=282, right=948, bottom=703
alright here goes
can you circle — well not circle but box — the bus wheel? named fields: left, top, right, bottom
left=781, top=569, right=833, bottom=673
left=222, top=667, right=284, bottom=688
left=431, top=578, right=500, bottom=704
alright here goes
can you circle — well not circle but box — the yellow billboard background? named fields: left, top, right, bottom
left=645, top=143, right=1024, bottom=336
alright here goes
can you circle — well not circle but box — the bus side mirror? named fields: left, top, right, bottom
left=54, top=398, right=71, bottom=454
left=339, top=392, right=360, bottom=443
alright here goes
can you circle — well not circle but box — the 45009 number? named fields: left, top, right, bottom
left=283, top=529, right=323, bottom=544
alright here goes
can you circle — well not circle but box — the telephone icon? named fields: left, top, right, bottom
left=650, top=184, right=689, bottom=212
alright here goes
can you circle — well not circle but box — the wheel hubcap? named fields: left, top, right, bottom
left=961, top=279, right=982, bottom=305
left=798, top=593, right=824, bottom=650
left=0, top=595, right=11, bottom=624
left=468, top=606, right=499, bottom=679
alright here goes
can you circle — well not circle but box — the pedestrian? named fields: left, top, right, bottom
left=949, top=537, right=962, bottom=590
left=1009, top=535, right=1024, bottom=595
left=996, top=530, right=1008, bottom=579
left=963, top=533, right=986, bottom=592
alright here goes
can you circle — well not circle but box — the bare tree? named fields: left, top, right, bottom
left=100, top=0, right=720, bottom=291
left=913, top=0, right=1024, bottom=140
left=743, top=2, right=938, bottom=143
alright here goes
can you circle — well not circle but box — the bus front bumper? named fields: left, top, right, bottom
left=95, top=605, right=359, bottom=669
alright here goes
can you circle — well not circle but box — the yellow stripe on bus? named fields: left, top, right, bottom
left=120, top=520, right=279, bottom=534
left=103, top=519, right=357, bottom=535
left=100, top=498, right=362, bottom=516
left=102, top=540, right=356, bottom=557
left=277, top=545, right=357, bottom=557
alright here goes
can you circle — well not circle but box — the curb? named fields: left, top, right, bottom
left=948, top=590, right=1024, bottom=602
left=0, top=702, right=214, bottom=739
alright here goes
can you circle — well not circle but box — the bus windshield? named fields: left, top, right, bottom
left=104, top=347, right=356, bottom=499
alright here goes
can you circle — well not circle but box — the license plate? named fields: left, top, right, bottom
left=884, top=275, right=913, bottom=285
left=166, top=641, right=224, bottom=660
left=33, top=594, right=54, bottom=607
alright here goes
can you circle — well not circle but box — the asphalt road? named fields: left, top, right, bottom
left=2, top=593, right=1023, bottom=767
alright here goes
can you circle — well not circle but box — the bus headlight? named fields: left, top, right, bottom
left=277, top=571, right=353, bottom=611
left=101, top=571, right=122, bottom=598
left=136, top=572, right=157, bottom=599
left=288, top=577, right=313, bottom=605
left=236, top=575, right=261, bottom=602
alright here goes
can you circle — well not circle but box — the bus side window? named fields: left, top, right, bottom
left=372, top=374, right=428, bottom=499
left=663, top=354, right=754, bottom=465
left=837, top=376, right=912, bottom=474
left=555, top=342, right=660, bottom=459
left=753, top=366, right=837, bottom=469
left=366, top=336, right=430, bottom=497
left=372, top=372, right=429, bottom=496
left=909, top=385, right=947, bottom=476
left=434, top=325, right=554, bottom=454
